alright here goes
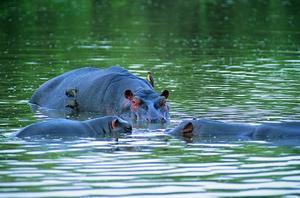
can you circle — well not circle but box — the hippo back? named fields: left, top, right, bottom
left=253, top=122, right=300, bottom=139
left=15, top=119, right=93, bottom=138
left=30, top=66, right=153, bottom=114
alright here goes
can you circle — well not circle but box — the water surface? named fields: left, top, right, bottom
left=1, top=1, right=300, bottom=197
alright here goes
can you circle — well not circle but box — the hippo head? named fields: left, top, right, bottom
left=124, top=89, right=170, bottom=123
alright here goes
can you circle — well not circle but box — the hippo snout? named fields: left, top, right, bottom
left=145, top=117, right=167, bottom=123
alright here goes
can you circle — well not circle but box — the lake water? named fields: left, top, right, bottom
left=1, top=1, right=300, bottom=197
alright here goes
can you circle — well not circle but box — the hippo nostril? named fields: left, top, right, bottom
left=145, top=117, right=167, bottom=123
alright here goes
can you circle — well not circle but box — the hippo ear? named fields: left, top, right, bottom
left=146, top=72, right=154, bottom=88
left=160, top=90, right=169, bottom=99
left=111, top=118, right=119, bottom=129
left=124, top=90, right=133, bottom=100
left=182, top=122, right=193, bottom=138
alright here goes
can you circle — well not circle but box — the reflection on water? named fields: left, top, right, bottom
left=1, top=138, right=300, bottom=197
left=1, top=0, right=300, bottom=197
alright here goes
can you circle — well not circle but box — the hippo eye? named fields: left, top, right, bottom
left=132, top=98, right=141, bottom=106
left=131, top=98, right=142, bottom=111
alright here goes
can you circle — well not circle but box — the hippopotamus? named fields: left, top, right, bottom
left=30, top=66, right=170, bottom=122
left=14, top=116, right=132, bottom=139
left=168, top=119, right=300, bottom=140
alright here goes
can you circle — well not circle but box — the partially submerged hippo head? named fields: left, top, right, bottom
left=124, top=89, right=170, bottom=123
left=168, top=119, right=252, bottom=138
left=14, top=116, right=132, bottom=139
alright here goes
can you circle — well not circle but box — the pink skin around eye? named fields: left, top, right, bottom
left=130, top=99, right=140, bottom=111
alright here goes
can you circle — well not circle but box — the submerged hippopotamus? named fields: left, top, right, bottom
left=168, top=119, right=300, bottom=140
left=30, top=66, right=169, bottom=122
left=15, top=116, right=132, bottom=139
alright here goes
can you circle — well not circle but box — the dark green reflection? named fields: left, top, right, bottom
left=1, top=1, right=299, bottom=121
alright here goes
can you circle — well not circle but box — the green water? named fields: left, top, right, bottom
left=1, top=0, right=300, bottom=197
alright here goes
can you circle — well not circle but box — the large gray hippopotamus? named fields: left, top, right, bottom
left=15, top=116, right=132, bottom=139
left=30, top=66, right=169, bottom=122
left=169, top=119, right=300, bottom=140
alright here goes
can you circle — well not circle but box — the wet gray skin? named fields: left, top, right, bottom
left=14, top=116, right=132, bottom=139
left=30, top=66, right=169, bottom=123
left=168, top=119, right=300, bottom=140
left=125, top=89, right=169, bottom=123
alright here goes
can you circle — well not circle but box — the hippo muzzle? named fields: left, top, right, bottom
left=124, top=89, right=170, bottom=123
